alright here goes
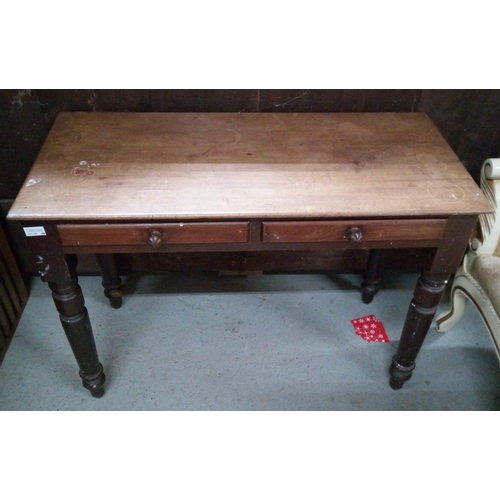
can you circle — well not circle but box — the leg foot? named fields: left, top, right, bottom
left=81, top=363, right=106, bottom=397
left=389, top=356, right=415, bottom=390
left=90, top=388, right=105, bottom=398
left=107, top=294, right=123, bottom=310
left=361, top=287, right=376, bottom=304
left=389, top=378, right=404, bottom=390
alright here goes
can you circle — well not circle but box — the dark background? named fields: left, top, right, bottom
left=1, top=89, right=499, bottom=274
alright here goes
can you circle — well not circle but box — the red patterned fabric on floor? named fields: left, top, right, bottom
left=350, top=315, right=389, bottom=342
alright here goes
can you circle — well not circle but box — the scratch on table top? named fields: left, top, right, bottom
left=199, top=129, right=242, bottom=157
left=25, top=178, right=41, bottom=187
left=267, top=115, right=285, bottom=132
left=427, top=182, right=465, bottom=202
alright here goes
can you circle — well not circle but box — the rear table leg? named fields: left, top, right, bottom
left=361, top=249, right=386, bottom=304
left=96, top=254, right=123, bottom=309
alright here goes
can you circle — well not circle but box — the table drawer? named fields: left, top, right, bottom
left=58, top=222, right=249, bottom=247
left=261, top=219, right=446, bottom=243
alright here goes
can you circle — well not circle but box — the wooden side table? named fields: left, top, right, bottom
left=7, top=112, right=493, bottom=397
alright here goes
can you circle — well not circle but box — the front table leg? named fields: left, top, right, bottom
left=389, top=272, right=448, bottom=389
left=49, top=256, right=106, bottom=397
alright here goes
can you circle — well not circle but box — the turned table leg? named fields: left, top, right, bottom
left=387, top=215, right=478, bottom=389
left=389, top=272, right=448, bottom=389
left=49, top=255, right=106, bottom=397
left=361, top=249, right=386, bottom=304
left=96, top=254, right=123, bottom=309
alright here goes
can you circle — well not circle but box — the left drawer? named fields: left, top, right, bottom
left=58, top=222, right=250, bottom=247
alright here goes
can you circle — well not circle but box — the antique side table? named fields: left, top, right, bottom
left=7, top=112, right=493, bottom=397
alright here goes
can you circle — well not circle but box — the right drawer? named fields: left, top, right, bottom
left=261, top=219, right=447, bottom=243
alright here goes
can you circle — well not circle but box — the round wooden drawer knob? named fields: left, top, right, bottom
left=147, top=230, right=162, bottom=247
left=347, top=227, right=363, bottom=243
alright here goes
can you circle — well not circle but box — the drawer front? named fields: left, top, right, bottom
left=261, top=219, right=447, bottom=243
left=58, top=222, right=249, bottom=247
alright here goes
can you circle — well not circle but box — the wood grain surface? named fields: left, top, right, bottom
left=8, top=112, right=492, bottom=221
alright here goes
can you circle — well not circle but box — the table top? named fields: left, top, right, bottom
left=8, top=112, right=492, bottom=221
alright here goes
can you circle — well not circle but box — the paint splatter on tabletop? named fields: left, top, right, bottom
left=71, top=160, right=99, bottom=176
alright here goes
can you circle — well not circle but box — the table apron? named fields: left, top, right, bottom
left=56, top=218, right=448, bottom=254
left=61, top=239, right=445, bottom=254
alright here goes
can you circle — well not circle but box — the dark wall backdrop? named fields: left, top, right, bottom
left=2, top=89, right=500, bottom=199
left=1, top=89, right=499, bottom=274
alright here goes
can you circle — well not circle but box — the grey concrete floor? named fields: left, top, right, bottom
left=1, top=271, right=499, bottom=410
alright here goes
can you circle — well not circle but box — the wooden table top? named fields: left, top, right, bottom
left=8, top=112, right=492, bottom=221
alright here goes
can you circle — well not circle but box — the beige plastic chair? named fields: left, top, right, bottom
left=436, top=158, right=500, bottom=359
